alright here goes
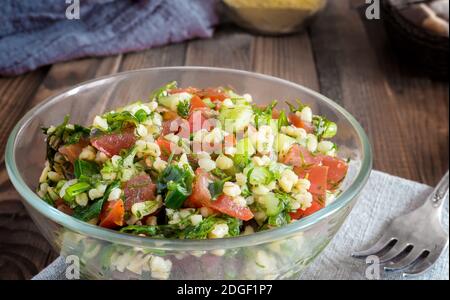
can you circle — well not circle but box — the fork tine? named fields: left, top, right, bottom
left=383, top=249, right=425, bottom=272
left=351, top=235, right=396, bottom=258
left=402, top=251, right=441, bottom=277
left=378, top=243, right=412, bottom=262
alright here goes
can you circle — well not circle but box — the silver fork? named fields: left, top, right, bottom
left=352, top=171, right=449, bottom=278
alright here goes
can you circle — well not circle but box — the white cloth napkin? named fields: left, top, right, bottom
left=33, top=170, right=449, bottom=280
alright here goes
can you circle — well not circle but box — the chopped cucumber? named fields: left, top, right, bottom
left=236, top=137, right=255, bottom=157
left=275, top=133, right=296, bottom=154
left=269, top=162, right=291, bottom=180
left=158, top=92, right=192, bottom=112
left=258, top=193, right=282, bottom=217
left=248, top=167, right=273, bottom=186
left=323, top=121, right=337, bottom=139
left=219, top=105, right=253, bottom=132
left=268, top=119, right=279, bottom=136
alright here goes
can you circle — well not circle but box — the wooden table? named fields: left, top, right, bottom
left=0, top=1, right=448, bottom=279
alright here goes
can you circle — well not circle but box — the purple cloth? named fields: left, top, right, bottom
left=0, top=0, right=220, bottom=76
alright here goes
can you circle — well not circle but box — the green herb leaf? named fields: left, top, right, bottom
left=74, top=160, right=99, bottom=181
left=44, top=115, right=89, bottom=164
left=157, top=164, right=193, bottom=209
left=211, top=168, right=229, bottom=180
left=73, top=181, right=120, bottom=221
left=252, top=100, right=278, bottom=130
left=150, top=81, right=177, bottom=101
left=313, top=115, right=337, bottom=140
left=183, top=215, right=241, bottom=239
left=64, top=182, right=91, bottom=201
left=165, top=181, right=190, bottom=209
left=177, top=99, right=190, bottom=118
left=286, top=99, right=307, bottom=113
left=120, top=224, right=181, bottom=238
left=134, top=109, right=149, bottom=123
left=232, top=154, right=251, bottom=172
left=277, top=111, right=289, bottom=130
left=104, top=111, right=138, bottom=132
left=208, top=177, right=231, bottom=201
left=267, top=211, right=291, bottom=227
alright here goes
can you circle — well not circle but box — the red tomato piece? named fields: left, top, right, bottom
left=190, top=95, right=208, bottom=111
left=185, top=168, right=213, bottom=208
left=198, top=88, right=227, bottom=102
left=91, top=127, right=136, bottom=157
left=209, top=195, right=254, bottom=221
left=99, top=199, right=125, bottom=228
left=156, top=136, right=182, bottom=159
left=156, top=136, right=172, bottom=156
left=282, top=144, right=322, bottom=168
left=288, top=113, right=314, bottom=133
left=289, top=200, right=323, bottom=220
left=186, top=169, right=254, bottom=221
left=58, top=139, right=89, bottom=164
left=306, top=165, right=329, bottom=198
left=123, top=174, right=156, bottom=211
left=321, top=156, right=349, bottom=190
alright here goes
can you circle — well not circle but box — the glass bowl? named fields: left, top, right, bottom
left=221, top=0, right=328, bottom=35
left=6, top=67, right=372, bottom=280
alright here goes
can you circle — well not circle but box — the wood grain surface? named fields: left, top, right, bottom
left=0, top=0, right=448, bottom=279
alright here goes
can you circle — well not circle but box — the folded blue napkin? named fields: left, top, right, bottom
left=0, top=0, right=220, bottom=76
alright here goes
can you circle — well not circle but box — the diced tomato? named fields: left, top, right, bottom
left=156, top=136, right=172, bottom=155
left=210, top=195, right=254, bottom=221
left=91, top=127, right=136, bottom=157
left=198, top=88, right=227, bottom=102
left=283, top=144, right=322, bottom=168
left=99, top=199, right=125, bottom=228
left=185, top=168, right=213, bottom=208
left=288, top=113, right=314, bottom=133
left=156, top=136, right=182, bottom=160
left=186, top=169, right=254, bottom=221
left=289, top=200, right=323, bottom=220
left=321, top=156, right=348, bottom=190
left=58, top=139, right=89, bottom=164
left=292, top=164, right=328, bottom=218
left=123, top=174, right=156, bottom=211
left=306, top=165, right=328, bottom=198
left=190, top=95, right=208, bottom=111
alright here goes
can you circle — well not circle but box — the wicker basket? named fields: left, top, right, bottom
left=381, top=0, right=448, bottom=78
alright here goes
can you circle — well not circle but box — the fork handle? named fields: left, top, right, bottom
left=427, top=171, right=449, bottom=210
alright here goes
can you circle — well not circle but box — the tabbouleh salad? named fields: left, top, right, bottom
left=37, top=82, right=348, bottom=239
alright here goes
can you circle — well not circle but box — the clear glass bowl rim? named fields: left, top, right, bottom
left=6, top=66, right=373, bottom=251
